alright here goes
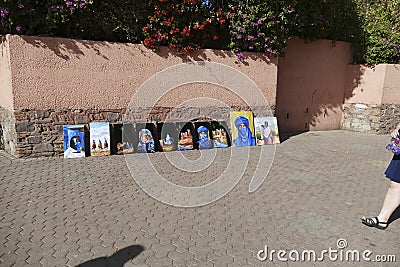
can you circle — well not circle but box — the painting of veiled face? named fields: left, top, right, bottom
left=63, top=125, right=86, bottom=159
left=254, top=117, right=280, bottom=145
left=229, top=111, right=256, bottom=147
left=137, top=128, right=155, bottom=153
left=90, top=122, right=111, bottom=156
left=195, top=122, right=213, bottom=149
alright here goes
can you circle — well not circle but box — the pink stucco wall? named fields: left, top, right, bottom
left=345, top=64, right=400, bottom=105
left=382, top=65, right=400, bottom=105
left=344, top=64, right=385, bottom=105
left=276, top=37, right=352, bottom=132
left=3, top=34, right=277, bottom=111
left=3, top=34, right=399, bottom=134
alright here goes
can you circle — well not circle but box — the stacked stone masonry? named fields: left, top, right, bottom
left=1, top=104, right=399, bottom=157
left=342, top=103, right=400, bottom=134
left=2, top=106, right=275, bottom=157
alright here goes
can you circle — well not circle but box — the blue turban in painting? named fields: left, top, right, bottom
left=197, top=126, right=212, bottom=149
left=137, top=129, right=155, bottom=153
left=234, top=116, right=256, bottom=146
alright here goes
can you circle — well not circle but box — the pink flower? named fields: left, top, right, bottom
left=0, top=8, right=9, bottom=17
left=236, top=52, right=244, bottom=59
left=18, top=4, right=24, bottom=9
left=16, top=26, right=22, bottom=32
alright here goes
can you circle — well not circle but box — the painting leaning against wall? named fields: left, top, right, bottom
left=90, top=122, right=111, bottom=156
left=230, top=111, right=256, bottom=147
left=63, top=125, right=86, bottom=159
left=254, top=117, right=280, bottom=145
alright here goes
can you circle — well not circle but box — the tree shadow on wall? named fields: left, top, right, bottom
left=275, top=46, right=366, bottom=139
left=275, top=0, right=370, bottom=137
left=20, top=33, right=275, bottom=69
left=21, top=35, right=113, bottom=61
left=75, top=245, right=144, bottom=267
left=149, top=44, right=278, bottom=68
left=18, top=0, right=148, bottom=61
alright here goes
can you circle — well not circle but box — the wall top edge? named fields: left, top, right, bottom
left=347, top=63, right=400, bottom=67
left=3, top=34, right=277, bottom=62
left=288, top=36, right=351, bottom=46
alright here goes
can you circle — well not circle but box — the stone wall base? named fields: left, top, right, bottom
left=342, top=103, right=400, bottom=134
left=4, top=106, right=275, bottom=158
left=3, top=104, right=399, bottom=157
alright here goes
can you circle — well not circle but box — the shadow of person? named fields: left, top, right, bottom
left=388, top=205, right=400, bottom=225
left=75, top=245, right=144, bottom=267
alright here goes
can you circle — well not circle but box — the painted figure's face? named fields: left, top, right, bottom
left=238, top=123, right=248, bottom=138
left=199, top=131, right=208, bottom=140
left=238, top=123, right=247, bottom=130
left=141, top=133, right=150, bottom=143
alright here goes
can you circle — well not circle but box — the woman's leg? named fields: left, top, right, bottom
left=377, top=180, right=400, bottom=222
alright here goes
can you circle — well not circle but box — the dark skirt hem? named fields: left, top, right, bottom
left=384, top=154, right=400, bottom=183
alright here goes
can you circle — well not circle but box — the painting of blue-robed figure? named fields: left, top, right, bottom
left=137, top=129, right=155, bottom=153
left=135, top=123, right=157, bottom=153
left=229, top=111, right=256, bottom=147
left=194, top=122, right=213, bottom=150
left=63, top=125, right=86, bottom=158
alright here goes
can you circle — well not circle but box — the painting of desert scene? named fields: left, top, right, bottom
left=178, top=123, right=194, bottom=151
left=211, top=121, right=230, bottom=148
left=90, top=122, right=111, bottom=156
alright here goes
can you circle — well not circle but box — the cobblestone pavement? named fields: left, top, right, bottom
left=1, top=130, right=399, bottom=267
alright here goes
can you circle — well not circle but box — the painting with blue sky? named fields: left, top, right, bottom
left=90, top=122, right=111, bottom=156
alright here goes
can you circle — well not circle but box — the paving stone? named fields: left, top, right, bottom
left=144, top=256, right=173, bottom=266
left=0, top=131, right=399, bottom=267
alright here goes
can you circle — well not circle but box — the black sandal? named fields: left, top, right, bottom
left=361, top=217, right=388, bottom=230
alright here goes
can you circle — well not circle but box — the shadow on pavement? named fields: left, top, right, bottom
left=75, top=245, right=144, bottom=267
left=388, top=206, right=400, bottom=225
left=279, top=131, right=306, bottom=143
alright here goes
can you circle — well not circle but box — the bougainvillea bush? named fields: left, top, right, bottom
left=0, top=0, right=399, bottom=64
left=142, top=0, right=368, bottom=61
left=355, top=0, right=400, bottom=64
left=227, top=0, right=296, bottom=59
left=142, top=0, right=228, bottom=55
left=0, top=0, right=92, bottom=36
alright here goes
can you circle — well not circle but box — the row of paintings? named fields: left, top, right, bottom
left=63, top=112, right=280, bottom=158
